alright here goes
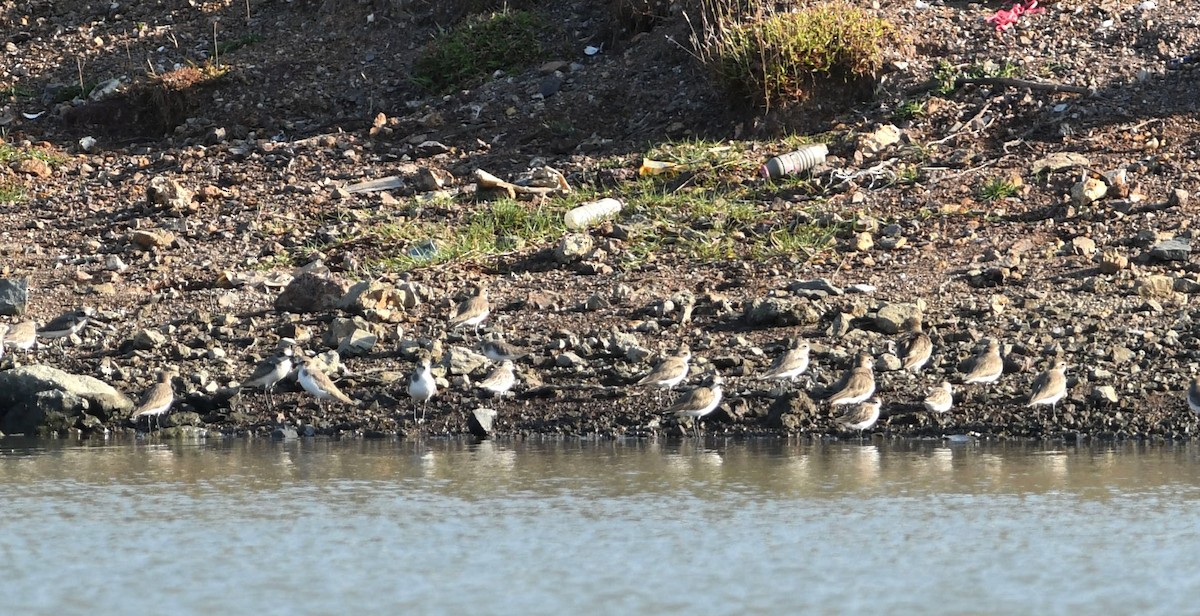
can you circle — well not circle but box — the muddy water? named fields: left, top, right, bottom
left=3, top=437, right=1199, bottom=615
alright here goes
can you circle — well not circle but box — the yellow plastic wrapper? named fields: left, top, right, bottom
left=638, top=158, right=681, bottom=177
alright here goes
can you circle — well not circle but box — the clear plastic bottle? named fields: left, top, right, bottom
left=564, top=198, right=623, bottom=230
left=761, top=143, right=828, bottom=179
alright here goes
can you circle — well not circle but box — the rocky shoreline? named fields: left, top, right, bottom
left=2, top=1, right=1200, bottom=441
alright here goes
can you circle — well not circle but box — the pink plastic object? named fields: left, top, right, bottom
left=986, top=0, right=1045, bottom=32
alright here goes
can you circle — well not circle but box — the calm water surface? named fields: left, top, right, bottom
left=3, top=436, right=1200, bottom=615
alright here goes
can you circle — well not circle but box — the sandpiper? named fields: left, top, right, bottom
left=4, top=320, right=36, bottom=352
left=407, top=351, right=438, bottom=422
left=836, top=396, right=882, bottom=437
left=241, top=344, right=295, bottom=408
left=1028, top=360, right=1068, bottom=412
left=637, top=345, right=692, bottom=400
left=480, top=336, right=526, bottom=363
left=666, top=374, right=724, bottom=437
left=297, top=356, right=355, bottom=411
left=923, top=381, right=954, bottom=413
left=477, top=360, right=516, bottom=400
left=759, top=338, right=811, bottom=382
left=897, top=317, right=933, bottom=372
left=1188, top=377, right=1200, bottom=415
left=38, top=307, right=93, bottom=339
left=449, top=285, right=490, bottom=335
left=962, top=339, right=1004, bottom=384
left=826, top=353, right=876, bottom=406
left=132, top=370, right=176, bottom=430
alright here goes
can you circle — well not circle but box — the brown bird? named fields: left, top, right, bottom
left=132, top=370, right=176, bottom=430
left=760, top=338, right=811, bottom=382
left=923, top=381, right=954, bottom=413
left=4, top=320, right=37, bottom=352
left=665, top=374, right=724, bottom=438
left=962, top=339, right=1003, bottom=384
left=835, top=397, right=882, bottom=437
left=637, top=345, right=692, bottom=401
left=826, top=353, right=876, bottom=406
left=449, top=285, right=490, bottom=334
left=897, top=317, right=933, bottom=372
left=297, top=356, right=355, bottom=410
left=1027, top=360, right=1068, bottom=412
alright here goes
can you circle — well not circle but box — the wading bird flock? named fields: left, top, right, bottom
left=2, top=289, right=1198, bottom=438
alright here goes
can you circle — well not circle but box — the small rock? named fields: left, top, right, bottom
left=12, top=158, right=51, bottom=177
left=1090, top=385, right=1118, bottom=404
left=789, top=279, right=844, bottom=297
left=147, top=176, right=193, bottom=210
left=874, top=302, right=922, bottom=334
left=337, top=328, right=378, bottom=356
left=131, top=328, right=167, bottom=350
left=467, top=407, right=498, bottom=439
left=415, top=167, right=453, bottom=191
left=1168, top=188, right=1190, bottom=208
left=445, top=347, right=489, bottom=376
left=129, top=229, right=175, bottom=249
left=875, top=354, right=902, bottom=372
left=1134, top=275, right=1174, bottom=298
left=852, top=232, right=874, bottom=252
left=1070, top=177, right=1107, bottom=207
left=584, top=294, right=609, bottom=311
left=525, top=290, right=561, bottom=311
left=1150, top=237, right=1191, bottom=262
left=859, top=124, right=901, bottom=155
left=0, top=277, right=29, bottom=316
left=878, top=236, right=907, bottom=250
left=414, top=140, right=450, bottom=157
left=1174, top=277, right=1200, bottom=294
left=556, top=351, right=586, bottom=368
left=1097, top=249, right=1128, bottom=273
left=274, top=272, right=351, bottom=313
left=1070, top=236, right=1097, bottom=257
left=827, top=312, right=853, bottom=338
left=1111, top=346, right=1135, bottom=364
left=555, top=233, right=594, bottom=263
left=743, top=297, right=819, bottom=327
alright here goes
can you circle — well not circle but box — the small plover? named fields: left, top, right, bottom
left=826, top=353, right=876, bottom=406
left=449, top=285, right=490, bottom=335
left=297, top=356, right=355, bottom=411
left=480, top=337, right=526, bottom=362
left=666, top=374, right=724, bottom=437
left=897, top=317, right=933, bottom=372
left=477, top=360, right=516, bottom=399
left=759, top=338, right=811, bottom=382
left=836, top=396, right=881, bottom=436
left=923, top=381, right=954, bottom=414
left=637, top=345, right=692, bottom=397
left=242, top=344, right=295, bottom=408
left=1028, top=360, right=1068, bottom=412
left=407, top=351, right=438, bottom=422
left=132, top=370, right=176, bottom=430
left=962, top=339, right=1004, bottom=384
left=4, top=320, right=36, bottom=352
left=38, top=308, right=93, bottom=339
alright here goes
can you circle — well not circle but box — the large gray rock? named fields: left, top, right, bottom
left=444, top=346, right=489, bottom=376
left=0, top=365, right=135, bottom=435
left=874, top=302, right=922, bottom=334
left=274, top=272, right=351, bottom=313
left=0, top=277, right=28, bottom=316
left=467, top=407, right=498, bottom=439
left=743, top=297, right=819, bottom=327
left=1150, top=238, right=1191, bottom=262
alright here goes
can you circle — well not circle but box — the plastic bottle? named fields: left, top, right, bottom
left=761, top=143, right=829, bottom=179
left=564, top=198, right=623, bottom=230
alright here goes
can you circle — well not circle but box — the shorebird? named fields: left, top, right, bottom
left=759, top=338, right=811, bottom=382
left=1028, top=360, right=1068, bottom=412
left=637, top=345, right=692, bottom=401
left=449, top=285, right=490, bottom=335
left=962, top=339, right=1004, bottom=384
left=38, top=308, right=93, bottom=340
left=241, top=344, right=295, bottom=408
left=1188, top=377, right=1200, bottom=415
left=407, top=351, right=437, bottom=422
left=897, top=317, right=933, bottom=372
left=826, top=353, right=876, bottom=406
left=477, top=360, right=516, bottom=401
left=297, top=356, right=354, bottom=412
left=132, top=370, right=176, bottom=430
left=923, top=381, right=954, bottom=414
left=480, top=336, right=526, bottom=363
left=836, top=396, right=882, bottom=437
left=666, top=374, right=724, bottom=437
left=4, top=320, right=36, bottom=352
left=0, top=324, right=7, bottom=361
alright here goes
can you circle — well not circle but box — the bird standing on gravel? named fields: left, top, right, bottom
left=241, top=343, right=295, bottom=408
left=38, top=307, right=93, bottom=340
left=132, top=370, right=176, bottom=430
left=666, top=373, right=724, bottom=438
left=897, top=317, right=933, bottom=372
left=826, top=353, right=876, bottom=406
left=962, top=339, right=1004, bottom=384
left=449, top=285, right=490, bottom=335
left=4, top=321, right=36, bottom=353
left=408, top=351, right=437, bottom=422
left=1027, top=360, right=1068, bottom=413
left=477, top=360, right=516, bottom=402
left=637, top=345, right=692, bottom=401
left=480, top=336, right=526, bottom=363
left=759, top=338, right=811, bottom=383
left=836, top=397, right=881, bottom=437
left=923, top=381, right=954, bottom=414
left=297, top=356, right=354, bottom=412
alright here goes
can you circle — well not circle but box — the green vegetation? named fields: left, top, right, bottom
left=216, top=34, right=263, bottom=56
left=1, top=85, right=34, bottom=98
left=688, top=1, right=893, bottom=108
left=0, top=184, right=25, bottom=204
left=892, top=99, right=925, bottom=123
left=412, top=10, right=552, bottom=93
left=935, top=59, right=1022, bottom=94
left=976, top=177, right=1021, bottom=202
left=0, top=142, right=65, bottom=166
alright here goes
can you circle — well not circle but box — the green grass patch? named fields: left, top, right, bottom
left=216, top=34, right=262, bottom=56
left=1, top=85, right=35, bottom=98
left=412, top=10, right=552, bottom=93
left=0, top=143, right=65, bottom=166
left=0, top=184, right=25, bottom=204
left=976, top=177, right=1020, bottom=202
left=688, top=1, right=893, bottom=108
left=892, top=99, right=925, bottom=123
